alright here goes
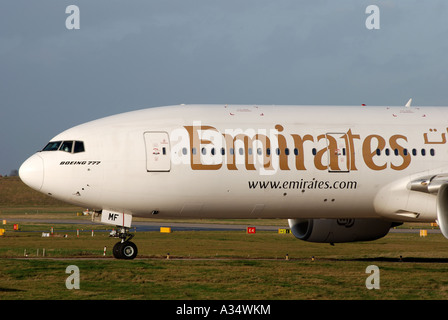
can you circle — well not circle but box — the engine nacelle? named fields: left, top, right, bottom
left=437, top=184, right=448, bottom=239
left=288, top=218, right=394, bottom=243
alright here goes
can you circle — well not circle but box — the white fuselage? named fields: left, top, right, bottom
left=19, top=104, right=448, bottom=223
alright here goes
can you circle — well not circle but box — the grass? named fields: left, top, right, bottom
left=1, top=253, right=448, bottom=300
left=1, top=228, right=448, bottom=300
left=0, top=177, right=73, bottom=207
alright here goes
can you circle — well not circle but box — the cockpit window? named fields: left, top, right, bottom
left=42, top=141, right=62, bottom=151
left=41, top=140, right=85, bottom=153
left=74, top=141, right=85, bottom=153
left=60, top=141, right=73, bottom=153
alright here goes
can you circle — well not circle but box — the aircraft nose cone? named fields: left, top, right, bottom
left=19, top=154, right=44, bottom=191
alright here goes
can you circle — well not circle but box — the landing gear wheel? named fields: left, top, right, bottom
left=113, top=242, right=123, bottom=259
left=113, top=241, right=138, bottom=260
left=121, top=241, right=138, bottom=259
left=110, top=226, right=137, bottom=259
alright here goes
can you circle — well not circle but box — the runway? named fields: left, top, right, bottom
left=7, top=218, right=441, bottom=234
left=9, top=218, right=282, bottom=232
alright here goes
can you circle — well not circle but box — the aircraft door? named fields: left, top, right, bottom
left=326, top=133, right=349, bottom=172
left=144, top=132, right=171, bottom=172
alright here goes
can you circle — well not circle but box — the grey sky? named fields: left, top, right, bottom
left=1, top=0, right=448, bottom=175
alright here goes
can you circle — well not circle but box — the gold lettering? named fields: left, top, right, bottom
left=314, top=135, right=328, bottom=171
left=275, top=125, right=290, bottom=170
left=291, top=134, right=314, bottom=170
left=184, top=124, right=411, bottom=173
left=222, top=133, right=272, bottom=170
left=184, top=125, right=222, bottom=170
left=389, top=134, right=411, bottom=170
left=345, top=129, right=360, bottom=171
left=362, top=134, right=386, bottom=170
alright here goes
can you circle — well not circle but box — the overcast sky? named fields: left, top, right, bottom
left=1, top=0, right=448, bottom=175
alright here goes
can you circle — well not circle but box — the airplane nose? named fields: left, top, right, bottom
left=19, top=154, right=44, bottom=191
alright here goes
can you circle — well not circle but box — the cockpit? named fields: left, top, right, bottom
left=41, top=141, right=85, bottom=154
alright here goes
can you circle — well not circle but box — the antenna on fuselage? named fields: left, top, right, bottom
left=405, top=98, right=412, bottom=108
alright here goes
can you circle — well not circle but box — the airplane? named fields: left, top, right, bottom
left=18, top=102, right=448, bottom=259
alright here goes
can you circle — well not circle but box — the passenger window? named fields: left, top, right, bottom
left=60, top=141, right=73, bottom=153
left=430, top=149, right=435, bottom=156
left=74, top=141, right=85, bottom=153
left=182, top=147, right=188, bottom=155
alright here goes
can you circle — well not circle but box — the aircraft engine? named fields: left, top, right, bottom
left=288, top=218, right=396, bottom=243
left=437, top=184, right=448, bottom=239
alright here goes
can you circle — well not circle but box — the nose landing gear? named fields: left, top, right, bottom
left=92, top=210, right=138, bottom=259
left=111, top=227, right=138, bottom=259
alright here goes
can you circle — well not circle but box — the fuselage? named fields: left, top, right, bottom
left=19, top=104, right=448, bottom=223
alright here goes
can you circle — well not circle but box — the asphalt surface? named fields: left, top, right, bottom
left=7, top=217, right=441, bottom=234
left=8, top=218, right=282, bottom=232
